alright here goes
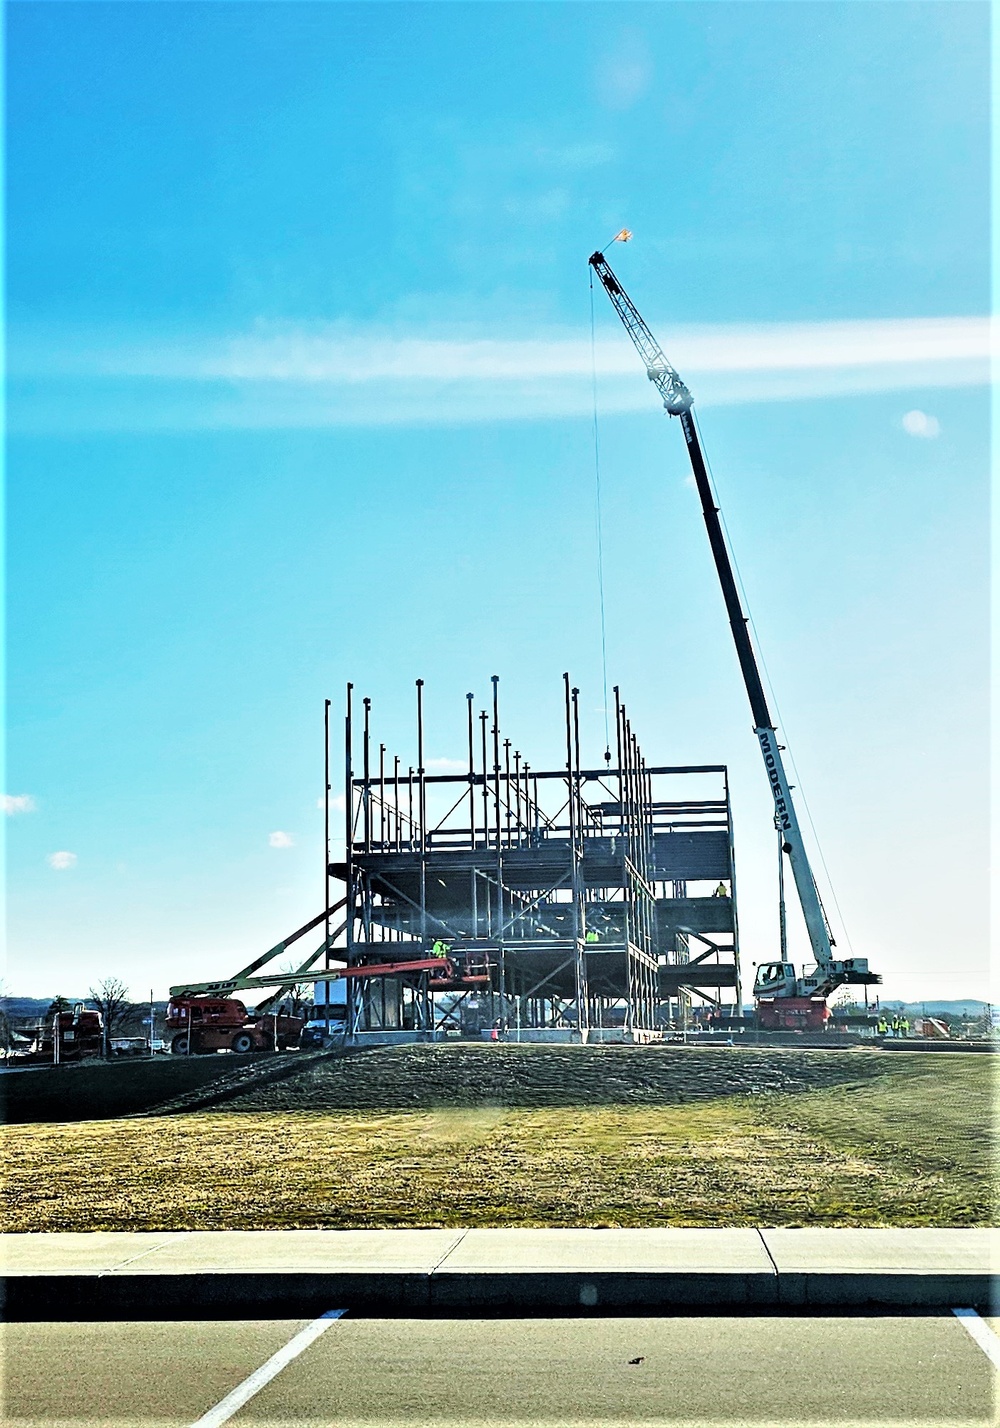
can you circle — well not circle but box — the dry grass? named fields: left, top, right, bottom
left=2, top=1053, right=993, bottom=1231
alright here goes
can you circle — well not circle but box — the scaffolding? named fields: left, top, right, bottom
left=327, top=678, right=742, bottom=1041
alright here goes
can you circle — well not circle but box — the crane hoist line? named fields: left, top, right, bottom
left=589, top=242, right=881, bottom=1027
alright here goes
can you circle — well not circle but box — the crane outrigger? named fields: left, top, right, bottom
left=589, top=238, right=880, bottom=1028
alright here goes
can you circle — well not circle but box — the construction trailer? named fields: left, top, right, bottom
left=328, top=676, right=743, bottom=1041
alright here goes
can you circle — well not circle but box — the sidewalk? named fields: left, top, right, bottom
left=2, top=1227, right=994, bottom=1317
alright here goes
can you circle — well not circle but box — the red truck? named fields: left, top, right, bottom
left=756, top=996, right=831, bottom=1032
left=28, top=1005, right=104, bottom=1062
left=165, top=995, right=304, bottom=1055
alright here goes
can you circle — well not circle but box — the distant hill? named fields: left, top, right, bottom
left=0, top=997, right=87, bottom=1020
left=737, top=999, right=989, bottom=1018
left=879, top=1000, right=990, bottom=1017
left=1, top=996, right=166, bottom=1022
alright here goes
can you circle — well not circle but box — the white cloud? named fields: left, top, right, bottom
left=426, top=757, right=466, bottom=771
left=9, top=315, right=989, bottom=432
left=268, top=830, right=294, bottom=848
left=901, top=409, right=942, bottom=439
left=47, top=850, right=77, bottom=870
left=3, top=794, right=36, bottom=815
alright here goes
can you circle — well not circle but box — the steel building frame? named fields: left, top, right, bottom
left=326, top=678, right=742, bottom=1040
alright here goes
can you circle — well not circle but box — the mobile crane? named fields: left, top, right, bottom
left=590, top=237, right=880, bottom=1030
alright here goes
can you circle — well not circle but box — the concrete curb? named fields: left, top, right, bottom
left=1, top=1228, right=994, bottom=1318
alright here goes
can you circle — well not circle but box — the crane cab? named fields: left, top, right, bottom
left=753, top=962, right=797, bottom=998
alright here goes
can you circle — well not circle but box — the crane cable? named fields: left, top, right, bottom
left=589, top=267, right=612, bottom=762
left=691, top=407, right=857, bottom=959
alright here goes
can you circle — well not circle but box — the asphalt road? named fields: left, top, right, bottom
left=1, top=1312, right=996, bottom=1426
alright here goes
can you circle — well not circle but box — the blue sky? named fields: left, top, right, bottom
left=5, top=1, right=990, bottom=1002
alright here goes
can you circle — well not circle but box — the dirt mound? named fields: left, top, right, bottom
left=1, top=1051, right=290, bottom=1125
left=141, top=1048, right=339, bottom=1118
left=205, top=1041, right=892, bottom=1114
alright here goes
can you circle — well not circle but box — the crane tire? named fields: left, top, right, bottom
left=232, top=1032, right=255, bottom=1055
left=171, top=1034, right=190, bottom=1055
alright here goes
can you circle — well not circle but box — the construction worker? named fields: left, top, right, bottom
left=585, top=930, right=600, bottom=944
left=431, top=940, right=450, bottom=959
left=713, top=882, right=728, bottom=898
left=901, top=1017, right=910, bottom=1037
left=876, top=1016, right=888, bottom=1036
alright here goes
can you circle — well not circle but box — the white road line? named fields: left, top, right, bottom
left=190, top=1308, right=346, bottom=1427
left=953, top=1307, right=1000, bottom=1368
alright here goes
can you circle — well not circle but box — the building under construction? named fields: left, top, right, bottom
left=326, top=677, right=742, bottom=1041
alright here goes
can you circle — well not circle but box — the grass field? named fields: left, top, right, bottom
left=2, top=1047, right=993, bottom=1232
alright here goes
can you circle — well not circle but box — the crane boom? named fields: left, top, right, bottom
left=589, top=249, right=878, bottom=1001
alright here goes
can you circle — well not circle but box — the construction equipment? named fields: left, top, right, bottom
left=914, top=1016, right=951, bottom=1039
left=27, top=1004, right=104, bottom=1063
left=164, top=996, right=304, bottom=1055
left=589, top=240, right=881, bottom=1029
left=167, top=895, right=484, bottom=1051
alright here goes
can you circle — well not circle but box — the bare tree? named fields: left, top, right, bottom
left=273, top=967, right=315, bottom=1019
left=88, top=978, right=132, bottom=1056
left=285, top=982, right=312, bottom=1018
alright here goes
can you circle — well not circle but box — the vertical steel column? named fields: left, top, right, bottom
left=393, top=756, right=400, bottom=852
left=378, top=744, right=386, bottom=850
left=491, top=677, right=505, bottom=1023
left=479, top=712, right=489, bottom=853
left=479, top=708, right=492, bottom=1016
left=571, top=687, right=583, bottom=811
left=623, top=711, right=636, bottom=1034
left=361, top=697, right=373, bottom=1030
left=466, top=692, right=476, bottom=849
left=345, top=683, right=356, bottom=1040
left=504, top=740, right=512, bottom=847
left=416, top=680, right=427, bottom=953
left=324, top=697, right=331, bottom=1036
left=563, top=676, right=576, bottom=859
left=491, top=677, right=502, bottom=851
left=728, top=770, right=744, bottom=1014
left=571, top=685, right=586, bottom=941
left=513, top=750, right=522, bottom=846
left=564, top=673, right=588, bottom=1040
left=614, top=687, right=625, bottom=838
left=362, top=698, right=372, bottom=853
left=471, top=866, right=478, bottom=942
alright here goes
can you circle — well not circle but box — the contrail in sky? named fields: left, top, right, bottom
left=8, top=315, right=990, bottom=431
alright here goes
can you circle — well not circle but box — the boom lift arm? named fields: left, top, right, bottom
left=589, top=248, right=877, bottom=1001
